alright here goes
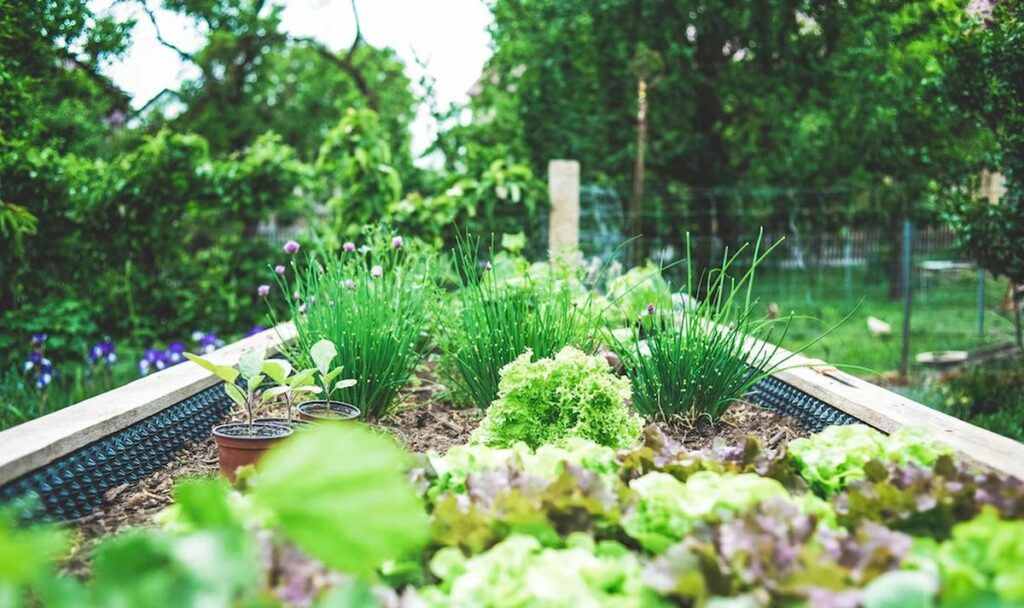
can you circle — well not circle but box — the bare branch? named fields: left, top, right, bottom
left=137, top=0, right=195, bottom=63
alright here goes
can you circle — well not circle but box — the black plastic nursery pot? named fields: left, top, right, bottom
left=212, top=421, right=293, bottom=481
left=296, top=400, right=360, bottom=423
left=253, top=417, right=312, bottom=431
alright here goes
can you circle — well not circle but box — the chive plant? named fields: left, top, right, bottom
left=271, top=230, right=435, bottom=420
left=616, top=233, right=823, bottom=420
left=439, top=236, right=603, bottom=411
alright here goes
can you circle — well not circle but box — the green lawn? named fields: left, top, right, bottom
left=749, top=267, right=1018, bottom=379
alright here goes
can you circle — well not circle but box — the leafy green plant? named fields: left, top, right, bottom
left=472, top=346, right=642, bottom=449
left=787, top=425, right=952, bottom=497
left=614, top=234, right=834, bottom=421
left=931, top=507, right=1024, bottom=606
left=308, top=338, right=358, bottom=403
left=604, top=261, right=674, bottom=325
left=185, top=348, right=267, bottom=434
left=274, top=229, right=434, bottom=419
left=440, top=235, right=602, bottom=411
left=259, top=358, right=320, bottom=425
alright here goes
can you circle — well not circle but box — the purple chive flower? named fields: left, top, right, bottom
left=485, top=260, right=493, bottom=271
left=257, top=284, right=271, bottom=297
left=343, top=241, right=356, bottom=253
left=244, top=325, right=267, bottom=338
left=31, top=333, right=47, bottom=346
left=647, top=303, right=655, bottom=315
left=283, top=240, right=300, bottom=254
left=274, top=264, right=286, bottom=275
left=298, top=303, right=307, bottom=314
left=371, top=265, right=383, bottom=277
left=392, top=236, right=404, bottom=249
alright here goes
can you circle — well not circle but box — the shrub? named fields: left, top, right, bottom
left=933, top=358, right=1024, bottom=442
left=274, top=229, right=435, bottom=420
left=471, top=346, right=642, bottom=449
left=440, top=236, right=602, bottom=411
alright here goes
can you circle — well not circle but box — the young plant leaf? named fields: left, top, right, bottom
left=262, top=360, right=292, bottom=384
left=261, top=386, right=291, bottom=402
left=246, top=373, right=265, bottom=394
left=334, top=378, right=357, bottom=391
left=184, top=353, right=239, bottom=385
left=224, top=383, right=247, bottom=407
left=238, top=349, right=265, bottom=380
left=252, top=424, right=429, bottom=578
left=310, top=339, right=337, bottom=376
left=289, top=369, right=317, bottom=388
left=322, top=367, right=344, bottom=385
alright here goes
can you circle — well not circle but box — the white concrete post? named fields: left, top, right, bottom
left=548, top=160, right=580, bottom=255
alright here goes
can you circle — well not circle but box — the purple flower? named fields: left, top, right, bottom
left=87, top=340, right=117, bottom=367
left=24, top=351, right=42, bottom=372
left=392, top=236, right=404, bottom=249
left=343, top=241, right=356, bottom=253
left=485, top=260, right=493, bottom=271
left=244, top=325, right=267, bottom=338
left=31, top=333, right=47, bottom=346
left=647, top=303, right=655, bottom=315
left=371, top=265, right=383, bottom=277
left=166, top=342, right=186, bottom=364
left=257, top=284, right=271, bottom=297
left=274, top=264, right=286, bottom=275
left=139, top=347, right=170, bottom=376
left=283, top=240, right=300, bottom=254
left=36, top=372, right=52, bottom=390
left=195, top=332, right=223, bottom=354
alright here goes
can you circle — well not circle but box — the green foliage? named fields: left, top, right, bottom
left=316, top=108, right=403, bottom=242
left=615, top=236, right=796, bottom=420
left=933, top=508, right=1024, bottom=605
left=604, top=262, right=673, bottom=326
left=472, top=347, right=642, bottom=449
left=0, top=508, right=68, bottom=607
left=621, top=471, right=825, bottom=553
left=440, top=237, right=602, bottom=411
left=417, top=534, right=665, bottom=608
left=932, top=358, right=1024, bottom=442
left=252, top=424, right=429, bottom=578
left=787, top=425, right=952, bottom=497
left=278, top=230, right=435, bottom=419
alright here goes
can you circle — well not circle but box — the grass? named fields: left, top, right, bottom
left=749, top=267, right=1018, bottom=377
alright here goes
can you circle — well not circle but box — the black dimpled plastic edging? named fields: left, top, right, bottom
left=747, top=374, right=861, bottom=432
left=0, top=382, right=232, bottom=522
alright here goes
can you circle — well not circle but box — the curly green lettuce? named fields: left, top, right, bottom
left=417, top=533, right=668, bottom=608
left=787, top=425, right=952, bottom=497
left=935, top=507, right=1024, bottom=605
left=471, top=346, right=643, bottom=449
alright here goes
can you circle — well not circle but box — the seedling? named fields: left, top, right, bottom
left=260, top=359, right=322, bottom=424
left=309, top=339, right=357, bottom=404
left=186, top=348, right=267, bottom=434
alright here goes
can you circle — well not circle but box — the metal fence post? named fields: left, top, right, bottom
left=900, top=219, right=913, bottom=378
left=977, top=269, right=986, bottom=336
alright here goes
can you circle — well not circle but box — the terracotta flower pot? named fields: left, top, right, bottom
left=296, top=400, right=360, bottom=423
left=212, top=421, right=292, bottom=481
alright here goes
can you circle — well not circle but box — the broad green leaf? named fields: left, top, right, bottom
left=294, top=385, right=322, bottom=396
left=246, top=373, right=265, bottom=394
left=252, top=425, right=429, bottom=578
left=261, top=386, right=291, bottom=402
left=262, top=360, right=292, bottom=384
left=185, top=353, right=239, bottom=384
left=224, top=383, right=246, bottom=407
left=310, top=340, right=337, bottom=376
left=289, top=368, right=316, bottom=388
left=238, top=349, right=265, bottom=380
left=334, top=378, right=357, bottom=391
left=322, top=367, right=344, bottom=385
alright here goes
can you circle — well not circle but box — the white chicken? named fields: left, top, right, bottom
left=867, top=316, right=892, bottom=338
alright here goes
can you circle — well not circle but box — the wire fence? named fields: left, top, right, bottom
left=579, top=180, right=1020, bottom=378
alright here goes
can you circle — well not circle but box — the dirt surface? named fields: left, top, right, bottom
left=64, top=370, right=806, bottom=568
left=656, top=400, right=811, bottom=451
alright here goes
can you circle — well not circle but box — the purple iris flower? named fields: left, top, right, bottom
left=343, top=242, right=356, bottom=253
left=166, top=342, right=186, bottom=364
left=274, top=264, right=286, bottom=275
left=25, top=350, right=56, bottom=389
left=392, top=236, right=404, bottom=249
left=283, top=240, right=300, bottom=254
left=371, top=265, right=383, bottom=277
left=139, top=347, right=169, bottom=376
left=244, top=326, right=267, bottom=338
left=257, top=284, right=270, bottom=297
left=87, top=340, right=117, bottom=367
left=24, top=351, right=43, bottom=372
left=196, top=332, right=223, bottom=354
left=31, top=333, right=47, bottom=346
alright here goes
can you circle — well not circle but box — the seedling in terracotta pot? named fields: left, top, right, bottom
left=296, top=339, right=360, bottom=422
left=260, top=359, right=322, bottom=427
left=185, top=348, right=292, bottom=480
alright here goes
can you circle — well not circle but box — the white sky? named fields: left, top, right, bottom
left=90, top=0, right=494, bottom=162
